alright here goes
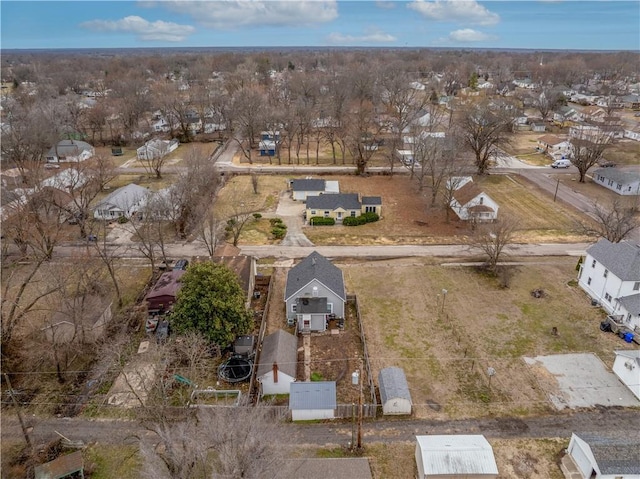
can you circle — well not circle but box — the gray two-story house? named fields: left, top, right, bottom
left=285, top=251, right=346, bottom=332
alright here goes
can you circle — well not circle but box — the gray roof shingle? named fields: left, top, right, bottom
left=577, top=434, right=640, bottom=474
left=587, top=239, right=640, bottom=281
left=256, top=329, right=298, bottom=379
left=593, top=168, right=640, bottom=186
left=306, top=193, right=361, bottom=210
left=289, top=381, right=336, bottom=410
left=362, top=196, right=382, bottom=205
left=618, top=293, right=640, bottom=315
left=285, top=251, right=346, bottom=301
left=378, top=367, right=412, bottom=404
left=292, top=179, right=325, bottom=192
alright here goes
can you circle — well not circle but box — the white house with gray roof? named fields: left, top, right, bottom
left=45, top=140, right=94, bottom=163
left=289, top=381, right=336, bottom=421
left=256, top=329, right=298, bottom=396
left=565, top=433, right=640, bottom=479
left=612, top=350, right=640, bottom=400
left=378, top=367, right=412, bottom=415
left=285, top=251, right=346, bottom=332
left=592, top=168, right=640, bottom=196
left=291, top=178, right=340, bottom=201
left=578, top=239, right=640, bottom=332
left=93, top=183, right=150, bottom=220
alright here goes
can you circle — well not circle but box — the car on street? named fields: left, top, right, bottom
left=173, top=259, right=189, bottom=270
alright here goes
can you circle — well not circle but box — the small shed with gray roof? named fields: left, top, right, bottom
left=566, top=432, right=640, bottom=478
left=415, top=435, right=499, bottom=478
left=285, top=251, right=346, bottom=332
left=593, top=168, right=640, bottom=196
left=256, top=329, right=298, bottom=396
left=289, top=381, right=336, bottom=421
left=378, top=367, right=412, bottom=415
left=291, top=178, right=339, bottom=201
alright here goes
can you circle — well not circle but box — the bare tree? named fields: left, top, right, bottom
left=229, top=88, right=266, bottom=164
left=197, top=208, right=222, bottom=257
left=139, top=404, right=287, bottom=479
left=225, top=206, right=255, bottom=247
left=458, top=102, right=513, bottom=175
left=471, top=215, right=520, bottom=273
left=569, top=133, right=611, bottom=183
left=581, top=198, right=639, bottom=243
left=89, top=222, right=125, bottom=308
left=534, top=89, right=561, bottom=121
left=139, top=140, right=174, bottom=179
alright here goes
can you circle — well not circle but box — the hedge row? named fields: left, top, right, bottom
left=343, top=212, right=379, bottom=226
left=309, top=217, right=335, bottom=226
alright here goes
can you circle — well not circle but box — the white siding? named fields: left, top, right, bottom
left=291, top=408, right=334, bottom=421
left=259, top=371, right=296, bottom=396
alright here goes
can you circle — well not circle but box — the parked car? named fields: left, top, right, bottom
left=156, top=320, right=170, bottom=344
left=597, top=159, right=616, bottom=168
left=173, top=259, right=189, bottom=270
left=550, top=159, right=571, bottom=168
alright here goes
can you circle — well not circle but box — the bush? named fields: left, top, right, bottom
left=253, top=213, right=262, bottom=220
left=343, top=212, right=379, bottom=226
left=269, top=217, right=283, bottom=226
left=117, top=216, right=129, bottom=224
left=272, top=224, right=287, bottom=239
left=309, top=216, right=335, bottom=226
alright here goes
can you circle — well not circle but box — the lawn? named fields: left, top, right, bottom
left=344, top=256, right=626, bottom=419
left=214, top=175, right=285, bottom=218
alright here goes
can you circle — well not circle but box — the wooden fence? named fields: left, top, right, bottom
left=348, top=294, right=377, bottom=406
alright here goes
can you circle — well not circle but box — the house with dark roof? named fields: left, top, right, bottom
left=285, top=251, right=346, bottom=332
left=449, top=180, right=499, bottom=222
left=592, top=168, right=640, bottom=196
left=45, top=139, right=94, bottom=163
left=136, top=138, right=178, bottom=161
left=211, top=243, right=256, bottom=309
left=578, top=239, right=640, bottom=332
left=291, top=178, right=340, bottom=201
left=256, top=329, right=298, bottom=396
left=378, top=367, right=412, bottom=415
left=537, top=134, right=572, bottom=159
left=289, top=381, right=336, bottom=421
left=563, top=433, right=640, bottom=479
left=306, top=193, right=382, bottom=224
left=144, top=269, right=186, bottom=313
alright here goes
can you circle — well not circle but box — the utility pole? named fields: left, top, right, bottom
left=4, top=374, right=32, bottom=451
left=553, top=177, right=560, bottom=202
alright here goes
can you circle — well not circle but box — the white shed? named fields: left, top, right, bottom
left=256, top=329, right=298, bottom=396
left=415, top=435, right=499, bottom=479
left=289, top=381, right=336, bottom=421
left=612, top=350, right=640, bottom=400
left=378, top=367, right=412, bottom=415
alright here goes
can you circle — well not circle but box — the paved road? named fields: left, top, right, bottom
left=2, top=408, right=638, bottom=446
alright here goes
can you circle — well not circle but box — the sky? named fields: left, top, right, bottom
left=1, top=1, right=639, bottom=51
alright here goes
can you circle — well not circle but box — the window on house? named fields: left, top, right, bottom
left=616, top=184, right=622, bottom=190
left=291, top=304, right=297, bottom=313
left=479, top=197, right=484, bottom=205
left=365, top=206, right=376, bottom=213
left=587, top=277, right=592, bottom=285
left=326, top=303, right=333, bottom=313
left=634, top=282, right=640, bottom=291
left=604, top=293, right=612, bottom=302
left=627, top=314, right=632, bottom=323
left=591, top=260, right=596, bottom=268
left=608, top=180, right=613, bottom=186
left=324, top=211, right=330, bottom=217
left=310, top=210, right=316, bottom=215
left=604, top=269, right=608, bottom=278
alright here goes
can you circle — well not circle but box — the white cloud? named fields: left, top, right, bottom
left=327, top=28, right=397, bottom=44
left=160, top=1, right=338, bottom=29
left=408, top=0, right=500, bottom=26
left=375, top=1, right=396, bottom=9
left=448, top=28, right=495, bottom=42
left=81, top=16, right=195, bottom=42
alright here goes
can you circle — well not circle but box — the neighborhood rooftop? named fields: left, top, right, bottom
left=255, top=329, right=298, bottom=379
left=576, top=434, right=640, bottom=474
left=587, top=239, right=640, bottom=281
left=289, top=381, right=337, bottom=410
left=285, top=251, right=346, bottom=301
left=306, top=193, right=361, bottom=210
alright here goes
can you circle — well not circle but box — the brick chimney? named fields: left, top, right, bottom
left=272, top=362, right=279, bottom=383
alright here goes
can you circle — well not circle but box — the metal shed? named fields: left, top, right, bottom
left=378, top=367, right=412, bottom=415
left=415, top=435, right=499, bottom=479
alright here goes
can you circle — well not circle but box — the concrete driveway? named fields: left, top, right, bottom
left=524, top=353, right=639, bottom=410
left=275, top=192, right=314, bottom=247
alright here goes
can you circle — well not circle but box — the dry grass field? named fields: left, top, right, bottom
left=342, top=256, right=629, bottom=419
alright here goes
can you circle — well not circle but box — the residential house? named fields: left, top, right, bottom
left=42, top=297, right=112, bottom=344
left=563, top=433, right=640, bottom=479
left=285, top=251, right=346, bottom=332
left=537, top=135, right=572, bottom=159
left=291, top=178, right=340, bottom=201
left=256, top=329, right=298, bottom=396
left=612, top=350, right=640, bottom=401
left=530, top=121, right=546, bottom=133
left=306, top=193, right=382, bottom=224
left=578, top=239, right=640, bottom=332
left=40, top=168, right=88, bottom=194
left=144, top=269, right=186, bottom=313
left=553, top=106, right=582, bottom=126
left=619, top=94, right=640, bottom=110
left=624, top=129, right=640, bottom=141
left=211, top=243, right=256, bottom=309
left=415, top=435, right=499, bottom=479
left=259, top=140, right=276, bottom=156
left=137, top=139, right=179, bottom=161
left=581, top=106, right=607, bottom=122
left=378, top=367, right=412, bottom=416
left=570, top=124, right=616, bottom=142
left=289, top=381, right=336, bottom=421
left=275, top=458, right=372, bottom=479
left=45, top=140, right=94, bottom=163
left=449, top=180, right=499, bottom=222
left=93, top=183, right=149, bottom=220
left=592, top=168, right=640, bottom=196
left=396, top=149, right=416, bottom=166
